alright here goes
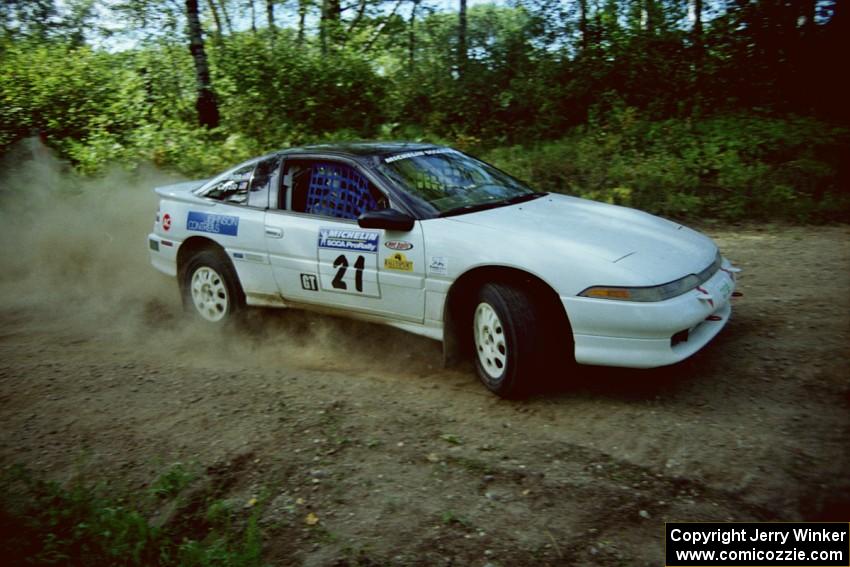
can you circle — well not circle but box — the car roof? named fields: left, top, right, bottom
left=279, top=141, right=442, bottom=159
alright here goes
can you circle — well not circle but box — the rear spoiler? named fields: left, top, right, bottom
left=154, top=179, right=210, bottom=205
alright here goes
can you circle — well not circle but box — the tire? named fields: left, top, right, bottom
left=472, top=282, right=542, bottom=398
left=181, top=249, right=245, bottom=324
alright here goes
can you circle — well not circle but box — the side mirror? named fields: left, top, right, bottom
left=357, top=208, right=415, bottom=232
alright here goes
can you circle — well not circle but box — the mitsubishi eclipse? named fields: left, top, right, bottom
left=148, top=142, right=740, bottom=397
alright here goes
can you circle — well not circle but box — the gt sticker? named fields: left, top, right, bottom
left=429, top=256, right=448, bottom=276
left=384, top=252, right=414, bottom=272
left=384, top=240, right=413, bottom=251
left=318, top=228, right=379, bottom=253
left=162, top=213, right=171, bottom=231
left=300, top=274, right=319, bottom=291
left=186, top=211, right=239, bottom=236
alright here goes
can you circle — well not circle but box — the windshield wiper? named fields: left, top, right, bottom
left=438, top=191, right=548, bottom=218
left=503, top=192, right=548, bottom=205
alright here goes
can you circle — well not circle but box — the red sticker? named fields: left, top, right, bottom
left=162, top=213, right=171, bottom=231
left=385, top=240, right=413, bottom=251
left=696, top=285, right=714, bottom=307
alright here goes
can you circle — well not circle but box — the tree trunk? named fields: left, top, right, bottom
left=691, top=0, right=702, bottom=44
left=691, top=0, right=703, bottom=67
left=185, top=0, right=220, bottom=128
left=320, top=0, right=341, bottom=53
left=364, top=0, right=403, bottom=51
left=266, top=0, right=275, bottom=34
left=218, top=0, right=233, bottom=34
left=690, top=0, right=704, bottom=100
left=603, top=0, right=619, bottom=45
left=205, top=0, right=223, bottom=36
left=802, top=0, right=816, bottom=37
left=579, top=0, right=588, bottom=51
left=297, top=0, right=308, bottom=45
left=458, top=0, right=468, bottom=76
left=637, top=0, right=657, bottom=35
left=409, top=0, right=419, bottom=70
left=348, top=0, right=368, bottom=34
left=249, top=0, right=256, bottom=33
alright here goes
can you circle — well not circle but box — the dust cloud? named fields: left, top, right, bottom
left=0, top=139, right=179, bottom=318
left=0, top=139, right=441, bottom=377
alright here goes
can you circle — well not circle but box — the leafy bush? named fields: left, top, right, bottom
left=484, top=111, right=850, bottom=221
left=212, top=31, right=386, bottom=149
left=0, top=39, right=149, bottom=150
left=62, top=121, right=263, bottom=177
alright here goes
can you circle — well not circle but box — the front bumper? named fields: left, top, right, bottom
left=562, top=260, right=738, bottom=368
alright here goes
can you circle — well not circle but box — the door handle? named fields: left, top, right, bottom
left=265, top=227, right=283, bottom=239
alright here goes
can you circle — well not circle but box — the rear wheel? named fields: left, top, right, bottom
left=472, top=283, right=542, bottom=398
left=182, top=250, right=244, bottom=323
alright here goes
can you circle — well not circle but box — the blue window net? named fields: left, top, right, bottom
left=306, top=162, right=377, bottom=220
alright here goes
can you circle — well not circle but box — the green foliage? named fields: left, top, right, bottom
left=62, top=120, right=263, bottom=177
left=390, top=5, right=557, bottom=143
left=212, top=31, right=386, bottom=148
left=148, top=462, right=197, bottom=499
left=0, top=38, right=148, bottom=149
left=0, top=464, right=267, bottom=567
left=0, top=1, right=847, bottom=220
left=485, top=111, right=850, bottom=221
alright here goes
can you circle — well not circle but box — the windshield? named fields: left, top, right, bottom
left=377, top=149, right=539, bottom=215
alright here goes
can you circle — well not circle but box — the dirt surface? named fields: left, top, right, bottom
left=1, top=153, right=849, bottom=565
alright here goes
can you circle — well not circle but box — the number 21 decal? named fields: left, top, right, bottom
left=332, top=254, right=365, bottom=292
left=317, top=228, right=380, bottom=297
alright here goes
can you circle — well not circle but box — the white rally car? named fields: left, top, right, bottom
left=148, top=143, right=740, bottom=397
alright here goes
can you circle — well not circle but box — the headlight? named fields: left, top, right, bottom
left=578, top=252, right=722, bottom=302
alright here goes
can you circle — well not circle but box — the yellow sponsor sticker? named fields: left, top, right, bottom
left=384, top=252, right=414, bottom=272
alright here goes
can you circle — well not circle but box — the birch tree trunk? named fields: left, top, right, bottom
left=185, top=0, right=220, bottom=128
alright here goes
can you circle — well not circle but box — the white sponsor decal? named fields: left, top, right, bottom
left=429, top=256, right=448, bottom=276
left=318, top=228, right=379, bottom=253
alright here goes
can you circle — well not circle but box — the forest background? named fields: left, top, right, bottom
left=1, top=0, right=848, bottom=220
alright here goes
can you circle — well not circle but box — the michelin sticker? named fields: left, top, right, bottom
left=384, top=148, right=456, bottom=163
left=429, top=256, right=448, bottom=276
left=186, top=211, right=239, bottom=236
left=384, top=252, right=414, bottom=272
left=318, top=228, right=379, bottom=253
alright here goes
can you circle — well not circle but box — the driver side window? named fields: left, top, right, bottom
left=282, top=160, right=388, bottom=220
left=203, top=162, right=255, bottom=205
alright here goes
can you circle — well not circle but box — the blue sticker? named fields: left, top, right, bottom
left=318, top=228, right=379, bottom=253
left=186, top=212, right=239, bottom=236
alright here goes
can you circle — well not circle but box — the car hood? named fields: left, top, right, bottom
left=445, top=193, right=717, bottom=285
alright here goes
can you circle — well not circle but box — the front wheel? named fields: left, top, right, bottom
left=473, top=283, right=542, bottom=398
left=181, top=250, right=244, bottom=324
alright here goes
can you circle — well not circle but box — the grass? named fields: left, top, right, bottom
left=148, top=462, right=197, bottom=499
left=0, top=464, right=267, bottom=567
left=440, top=510, right=472, bottom=528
